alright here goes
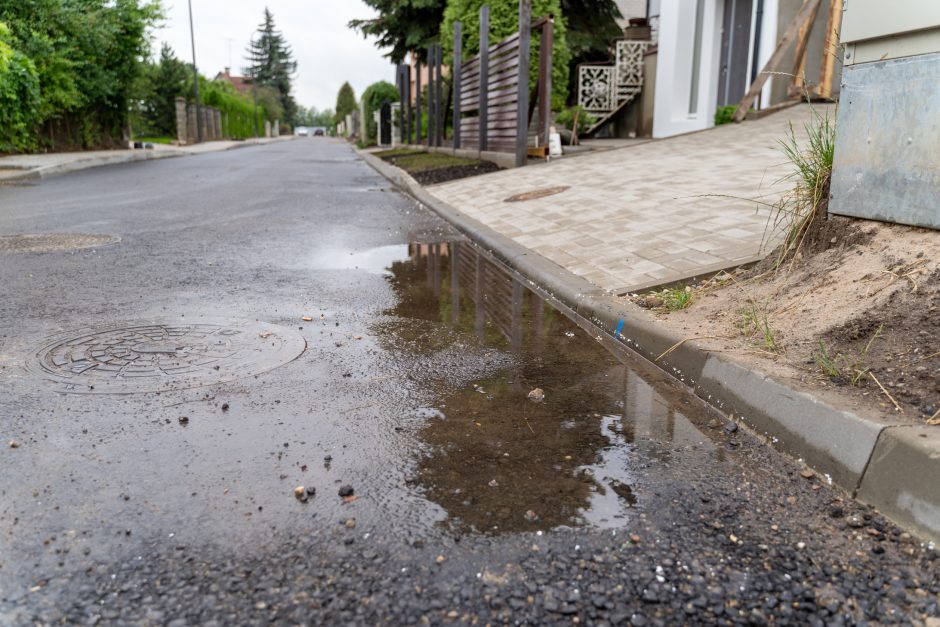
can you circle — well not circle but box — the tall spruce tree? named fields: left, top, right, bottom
left=244, top=8, right=298, bottom=124
left=349, top=0, right=446, bottom=64
left=149, top=43, right=188, bottom=136
left=334, top=82, right=356, bottom=126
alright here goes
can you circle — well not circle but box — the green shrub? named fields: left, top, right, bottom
left=202, top=79, right=271, bottom=139
left=0, top=22, right=40, bottom=153
left=555, top=105, right=595, bottom=135
left=361, top=80, right=399, bottom=144
left=714, top=105, right=736, bottom=126
left=442, top=0, right=571, bottom=109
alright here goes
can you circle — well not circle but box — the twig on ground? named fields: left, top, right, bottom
left=656, top=336, right=735, bottom=362
left=868, top=372, right=903, bottom=413
left=927, top=407, right=940, bottom=426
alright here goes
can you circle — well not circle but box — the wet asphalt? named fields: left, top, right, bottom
left=0, top=139, right=937, bottom=625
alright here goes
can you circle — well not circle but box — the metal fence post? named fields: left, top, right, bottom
left=435, top=44, right=443, bottom=146
left=453, top=22, right=462, bottom=150
left=515, top=0, right=531, bottom=167
left=427, top=46, right=435, bottom=147
left=479, top=5, right=490, bottom=152
left=539, top=18, right=553, bottom=151
left=415, top=60, right=422, bottom=145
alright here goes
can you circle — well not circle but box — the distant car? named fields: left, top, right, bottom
left=295, top=126, right=309, bottom=137
left=313, top=128, right=325, bottom=136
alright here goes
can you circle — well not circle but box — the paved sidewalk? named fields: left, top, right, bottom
left=0, top=136, right=297, bottom=182
left=430, top=105, right=829, bottom=294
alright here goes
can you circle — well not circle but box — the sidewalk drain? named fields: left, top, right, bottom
left=503, top=186, right=569, bottom=203
left=0, top=233, right=120, bottom=253
left=28, top=320, right=306, bottom=394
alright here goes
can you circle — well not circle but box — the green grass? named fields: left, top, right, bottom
left=132, top=136, right=175, bottom=145
left=739, top=303, right=781, bottom=354
left=813, top=324, right=883, bottom=385
left=381, top=151, right=484, bottom=174
left=661, top=285, right=693, bottom=311
left=766, top=107, right=836, bottom=271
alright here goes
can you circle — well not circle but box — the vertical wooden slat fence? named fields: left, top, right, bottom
left=453, top=22, right=463, bottom=149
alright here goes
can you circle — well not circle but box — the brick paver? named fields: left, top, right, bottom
left=430, top=105, right=829, bottom=294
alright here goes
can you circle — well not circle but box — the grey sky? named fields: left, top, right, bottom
left=155, top=1, right=394, bottom=112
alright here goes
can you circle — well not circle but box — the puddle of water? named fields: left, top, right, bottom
left=308, top=244, right=410, bottom=275
left=378, top=241, right=724, bottom=535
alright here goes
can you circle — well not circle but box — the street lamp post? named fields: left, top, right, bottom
left=188, top=0, right=203, bottom=143
left=249, top=36, right=260, bottom=138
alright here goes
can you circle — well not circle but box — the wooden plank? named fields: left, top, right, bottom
left=485, top=73, right=520, bottom=92
left=733, top=0, right=822, bottom=123
left=528, top=145, right=549, bottom=158
left=537, top=18, right=553, bottom=150
left=488, top=53, right=520, bottom=75
left=788, top=0, right=822, bottom=97
left=489, top=32, right=520, bottom=56
left=479, top=5, right=489, bottom=151
left=816, top=0, right=843, bottom=99
left=487, top=91, right=519, bottom=108
left=516, top=0, right=530, bottom=167
left=453, top=22, right=462, bottom=149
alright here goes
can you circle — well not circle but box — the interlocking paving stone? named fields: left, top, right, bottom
left=430, top=105, right=828, bottom=294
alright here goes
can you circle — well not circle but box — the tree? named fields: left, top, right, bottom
left=361, top=81, right=399, bottom=144
left=441, top=0, right=571, bottom=109
left=349, top=0, right=447, bottom=64
left=334, top=82, right=356, bottom=126
left=561, top=0, right=622, bottom=105
left=244, top=8, right=298, bottom=124
left=0, top=21, right=40, bottom=152
left=0, top=0, right=162, bottom=151
left=146, top=43, right=188, bottom=136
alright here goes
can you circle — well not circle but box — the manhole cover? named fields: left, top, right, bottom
left=0, top=233, right=120, bottom=253
left=28, top=320, right=306, bottom=394
left=503, top=186, right=569, bottom=202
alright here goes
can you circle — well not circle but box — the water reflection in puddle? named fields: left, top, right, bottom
left=309, top=244, right=410, bottom=275
left=379, top=241, right=725, bottom=535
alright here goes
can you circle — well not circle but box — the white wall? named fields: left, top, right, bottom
left=652, top=0, right=724, bottom=137
left=615, top=0, right=648, bottom=24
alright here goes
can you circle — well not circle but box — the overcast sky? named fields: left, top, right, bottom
left=154, top=1, right=394, bottom=112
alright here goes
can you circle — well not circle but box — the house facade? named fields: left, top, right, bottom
left=651, top=0, right=840, bottom=137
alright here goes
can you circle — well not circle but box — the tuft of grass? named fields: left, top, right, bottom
left=813, top=324, right=883, bottom=386
left=739, top=302, right=781, bottom=354
left=765, top=107, right=836, bottom=271
left=661, top=285, right=693, bottom=311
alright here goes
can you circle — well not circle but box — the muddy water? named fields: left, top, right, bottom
left=379, top=240, right=731, bottom=535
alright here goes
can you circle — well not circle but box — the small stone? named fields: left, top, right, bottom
left=488, top=479, right=499, bottom=487
left=255, top=601, right=267, bottom=610
left=9, top=440, right=20, bottom=449
left=435, top=554, right=445, bottom=565
left=829, top=506, right=845, bottom=519
left=527, top=388, right=545, bottom=402
left=630, top=534, right=641, bottom=544
left=724, top=422, right=738, bottom=434
left=345, top=518, right=357, bottom=529
left=294, top=486, right=306, bottom=500
left=302, top=316, right=313, bottom=322
left=525, top=510, right=538, bottom=522
left=177, top=416, right=189, bottom=425
left=847, top=515, right=865, bottom=528
left=800, top=469, right=815, bottom=480
left=306, top=486, right=316, bottom=496
left=796, top=542, right=806, bottom=550
left=221, top=403, right=229, bottom=412
left=338, top=485, right=354, bottom=497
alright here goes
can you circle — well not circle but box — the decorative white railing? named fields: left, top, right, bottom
left=577, top=40, right=648, bottom=115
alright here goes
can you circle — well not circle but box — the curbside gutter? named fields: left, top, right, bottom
left=359, top=148, right=940, bottom=544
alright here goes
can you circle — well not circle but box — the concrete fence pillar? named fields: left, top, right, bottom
left=175, top=97, right=188, bottom=144
left=186, top=104, right=197, bottom=143
left=264, top=120, right=272, bottom=138
left=201, top=107, right=212, bottom=141
left=214, top=109, right=222, bottom=140
left=273, top=120, right=280, bottom=137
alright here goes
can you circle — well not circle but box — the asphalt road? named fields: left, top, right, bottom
left=0, top=139, right=937, bottom=625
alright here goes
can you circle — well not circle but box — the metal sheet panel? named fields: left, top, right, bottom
left=829, top=51, right=940, bottom=229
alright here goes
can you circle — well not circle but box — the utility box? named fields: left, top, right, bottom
left=830, top=0, right=940, bottom=229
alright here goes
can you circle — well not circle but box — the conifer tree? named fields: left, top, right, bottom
left=244, top=8, right=298, bottom=124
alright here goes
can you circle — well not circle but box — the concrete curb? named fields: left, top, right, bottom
left=0, top=137, right=295, bottom=183
left=358, top=148, right=940, bottom=543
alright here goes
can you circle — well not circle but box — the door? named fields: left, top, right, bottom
left=716, top=0, right=754, bottom=107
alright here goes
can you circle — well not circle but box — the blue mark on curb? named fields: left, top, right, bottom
left=614, top=319, right=624, bottom=339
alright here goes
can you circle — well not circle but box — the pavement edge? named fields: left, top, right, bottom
left=357, top=148, right=940, bottom=543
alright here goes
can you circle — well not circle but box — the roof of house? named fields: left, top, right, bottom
left=214, top=68, right=252, bottom=94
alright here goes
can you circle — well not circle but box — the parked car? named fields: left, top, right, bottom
left=313, top=128, right=325, bottom=136
left=295, top=126, right=309, bottom=137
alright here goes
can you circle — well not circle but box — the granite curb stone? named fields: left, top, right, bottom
left=358, top=147, right=940, bottom=543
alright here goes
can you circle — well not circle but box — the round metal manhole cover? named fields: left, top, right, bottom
left=28, top=320, right=306, bottom=394
left=503, top=186, right=569, bottom=203
left=0, top=233, right=120, bottom=253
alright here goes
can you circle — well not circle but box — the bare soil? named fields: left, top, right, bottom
left=375, top=149, right=502, bottom=186
left=627, top=213, right=940, bottom=424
